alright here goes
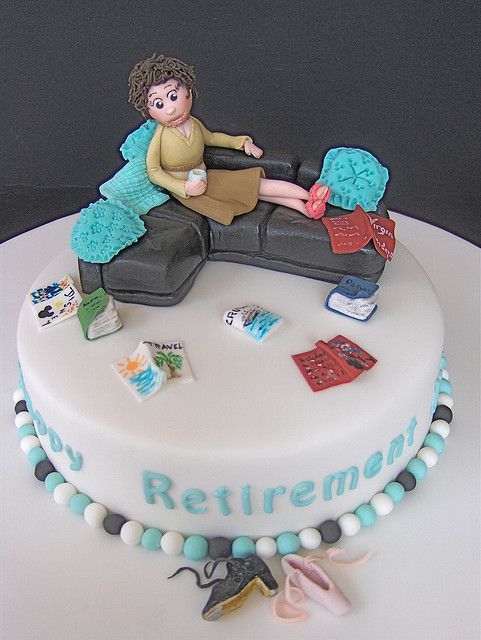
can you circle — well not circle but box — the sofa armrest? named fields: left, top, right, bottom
left=203, top=146, right=300, bottom=182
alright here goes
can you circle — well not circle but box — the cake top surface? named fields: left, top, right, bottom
left=17, top=243, right=443, bottom=462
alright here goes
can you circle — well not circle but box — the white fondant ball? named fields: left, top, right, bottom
left=15, top=411, right=33, bottom=428
left=84, top=502, right=108, bottom=528
left=255, top=536, right=277, bottom=559
left=20, top=435, right=40, bottom=454
left=120, top=520, right=144, bottom=546
left=437, top=392, right=453, bottom=408
left=53, top=482, right=77, bottom=506
left=298, top=528, right=322, bottom=551
left=440, top=368, right=449, bottom=380
left=13, top=389, right=25, bottom=403
left=370, top=492, right=394, bottom=516
left=160, top=530, right=184, bottom=556
left=430, top=419, right=451, bottom=439
left=417, top=447, right=438, bottom=468
left=338, top=512, right=361, bottom=536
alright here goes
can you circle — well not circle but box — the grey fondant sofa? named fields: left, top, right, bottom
left=78, top=147, right=389, bottom=306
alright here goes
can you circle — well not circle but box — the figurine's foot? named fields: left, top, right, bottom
left=305, top=184, right=330, bottom=219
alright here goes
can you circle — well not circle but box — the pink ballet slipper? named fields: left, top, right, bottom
left=280, top=554, right=351, bottom=616
left=305, top=183, right=331, bottom=219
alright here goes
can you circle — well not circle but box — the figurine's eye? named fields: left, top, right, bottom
left=154, top=99, right=164, bottom=109
left=168, top=91, right=178, bottom=102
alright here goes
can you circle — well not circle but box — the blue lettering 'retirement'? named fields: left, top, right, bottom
left=364, top=452, right=383, bottom=479
left=290, top=481, right=316, bottom=507
left=241, top=485, right=252, bottom=515
left=65, top=445, right=83, bottom=471
left=323, top=466, right=359, bottom=501
left=48, top=427, right=63, bottom=453
left=143, top=471, right=175, bottom=509
left=212, top=486, right=231, bottom=516
left=182, top=488, right=207, bottom=514
left=263, top=486, right=286, bottom=513
left=387, top=435, right=404, bottom=464
left=407, top=417, right=417, bottom=446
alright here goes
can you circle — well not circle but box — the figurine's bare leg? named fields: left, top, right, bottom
left=259, top=178, right=310, bottom=201
left=259, top=178, right=314, bottom=215
left=258, top=195, right=308, bottom=215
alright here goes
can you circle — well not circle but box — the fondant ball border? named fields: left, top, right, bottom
left=12, top=361, right=454, bottom=561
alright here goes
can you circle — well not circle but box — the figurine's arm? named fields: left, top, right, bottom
left=146, top=125, right=188, bottom=199
left=195, top=117, right=253, bottom=152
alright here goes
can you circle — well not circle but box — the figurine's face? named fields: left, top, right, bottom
left=147, top=79, right=193, bottom=126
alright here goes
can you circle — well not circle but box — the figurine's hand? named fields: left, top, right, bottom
left=244, top=140, right=264, bottom=158
left=185, top=179, right=207, bottom=196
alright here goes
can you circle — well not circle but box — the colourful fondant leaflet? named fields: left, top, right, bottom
left=27, top=273, right=83, bottom=329
left=292, top=335, right=376, bottom=392
left=112, top=340, right=193, bottom=401
left=223, top=304, right=284, bottom=341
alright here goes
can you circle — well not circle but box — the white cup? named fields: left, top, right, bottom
left=188, top=169, right=207, bottom=182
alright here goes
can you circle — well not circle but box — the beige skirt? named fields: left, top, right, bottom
left=175, top=167, right=264, bottom=225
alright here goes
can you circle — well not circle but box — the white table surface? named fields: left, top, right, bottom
left=1, top=212, right=480, bottom=640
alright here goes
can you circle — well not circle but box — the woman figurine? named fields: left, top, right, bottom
left=128, top=54, right=329, bottom=226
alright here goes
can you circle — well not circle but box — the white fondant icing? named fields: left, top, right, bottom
left=20, top=435, right=40, bottom=454
left=120, top=520, right=144, bottom=545
left=338, top=513, right=362, bottom=536
left=15, top=412, right=33, bottom=428
left=417, top=447, right=439, bottom=468
left=84, top=502, right=108, bottom=528
left=13, top=389, right=25, bottom=404
left=437, top=392, right=453, bottom=408
left=53, top=482, right=77, bottom=506
left=370, top=492, right=394, bottom=516
left=298, top=527, right=322, bottom=550
left=17, top=244, right=444, bottom=537
left=255, top=536, right=277, bottom=559
left=429, top=420, right=451, bottom=439
left=160, top=531, right=184, bottom=556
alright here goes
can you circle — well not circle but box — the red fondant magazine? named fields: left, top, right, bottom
left=292, top=335, right=376, bottom=392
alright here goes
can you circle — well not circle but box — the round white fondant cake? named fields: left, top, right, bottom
left=17, top=242, right=444, bottom=541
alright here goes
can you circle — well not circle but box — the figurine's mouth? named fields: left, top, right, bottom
left=167, top=113, right=189, bottom=126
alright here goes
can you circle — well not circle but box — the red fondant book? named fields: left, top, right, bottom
left=292, top=335, right=376, bottom=392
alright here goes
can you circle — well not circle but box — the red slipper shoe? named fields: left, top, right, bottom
left=306, top=184, right=331, bottom=219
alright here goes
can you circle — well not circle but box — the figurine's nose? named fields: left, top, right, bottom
left=165, top=107, right=176, bottom=115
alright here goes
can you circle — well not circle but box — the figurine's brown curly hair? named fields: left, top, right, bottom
left=128, top=53, right=197, bottom=119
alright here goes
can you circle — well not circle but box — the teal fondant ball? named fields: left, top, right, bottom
left=183, top=535, right=208, bottom=561
left=232, top=536, right=256, bottom=558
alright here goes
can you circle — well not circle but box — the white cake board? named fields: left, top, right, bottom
left=1, top=213, right=479, bottom=640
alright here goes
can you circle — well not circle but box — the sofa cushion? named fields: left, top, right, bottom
left=208, top=201, right=273, bottom=255
left=204, top=147, right=300, bottom=182
left=102, top=200, right=209, bottom=296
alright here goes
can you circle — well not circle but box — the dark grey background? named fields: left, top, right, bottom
left=1, top=0, right=480, bottom=245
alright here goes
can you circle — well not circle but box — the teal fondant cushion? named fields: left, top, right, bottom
left=71, top=199, right=146, bottom=264
left=99, top=156, right=170, bottom=216
left=319, top=147, right=389, bottom=212
left=120, top=120, right=157, bottom=161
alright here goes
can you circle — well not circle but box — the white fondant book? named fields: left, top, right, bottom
left=86, top=295, right=122, bottom=339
